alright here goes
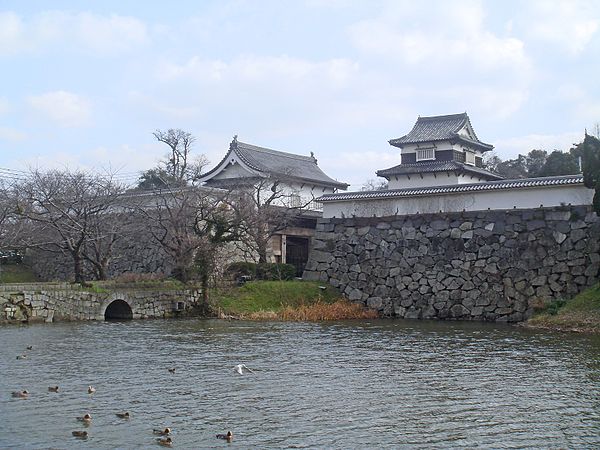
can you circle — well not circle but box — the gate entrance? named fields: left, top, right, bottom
left=286, top=236, right=310, bottom=277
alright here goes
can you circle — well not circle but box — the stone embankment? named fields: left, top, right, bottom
left=303, top=206, right=600, bottom=322
left=1, top=282, right=201, bottom=324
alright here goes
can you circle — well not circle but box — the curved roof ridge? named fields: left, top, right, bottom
left=236, top=140, right=314, bottom=162
left=389, top=112, right=493, bottom=151
left=200, top=138, right=348, bottom=189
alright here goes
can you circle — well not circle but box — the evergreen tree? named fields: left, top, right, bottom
left=537, top=151, right=579, bottom=177
left=581, top=133, right=600, bottom=214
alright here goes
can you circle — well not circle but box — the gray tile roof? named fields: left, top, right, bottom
left=376, top=160, right=503, bottom=180
left=201, top=139, right=349, bottom=189
left=317, top=175, right=585, bottom=202
left=389, top=113, right=494, bottom=151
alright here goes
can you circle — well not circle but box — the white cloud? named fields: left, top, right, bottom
left=73, top=12, right=148, bottom=54
left=554, top=83, right=600, bottom=122
left=28, top=91, right=92, bottom=127
left=320, top=150, right=401, bottom=190
left=0, top=98, right=10, bottom=115
left=526, top=0, right=599, bottom=55
left=0, top=11, right=148, bottom=56
left=495, top=131, right=584, bottom=159
left=0, top=127, right=27, bottom=142
left=349, top=1, right=530, bottom=74
left=157, top=54, right=360, bottom=90
left=433, top=86, right=530, bottom=120
left=0, top=12, right=26, bottom=54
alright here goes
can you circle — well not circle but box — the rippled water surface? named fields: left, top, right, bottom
left=1, top=318, right=600, bottom=449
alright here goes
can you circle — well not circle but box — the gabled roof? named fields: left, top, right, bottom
left=317, top=175, right=585, bottom=202
left=200, top=138, right=349, bottom=189
left=376, top=160, right=502, bottom=181
left=389, top=113, right=494, bottom=152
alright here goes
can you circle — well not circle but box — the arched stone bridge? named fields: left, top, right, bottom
left=0, top=282, right=202, bottom=323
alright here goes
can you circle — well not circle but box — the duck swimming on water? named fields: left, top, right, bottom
left=153, top=427, right=171, bottom=435
left=76, top=413, right=92, bottom=423
left=116, top=411, right=130, bottom=419
left=48, top=386, right=59, bottom=392
left=216, top=431, right=233, bottom=442
left=72, top=430, right=88, bottom=438
left=156, top=437, right=173, bottom=447
left=87, top=385, right=96, bottom=394
left=11, top=390, right=28, bottom=398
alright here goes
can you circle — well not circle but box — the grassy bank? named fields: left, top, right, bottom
left=213, top=280, right=379, bottom=320
left=526, top=283, right=600, bottom=333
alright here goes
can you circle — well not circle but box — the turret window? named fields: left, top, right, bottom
left=416, top=148, right=435, bottom=161
left=464, top=150, right=475, bottom=165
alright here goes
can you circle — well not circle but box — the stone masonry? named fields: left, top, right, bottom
left=303, top=206, right=600, bottom=322
left=0, top=282, right=202, bottom=324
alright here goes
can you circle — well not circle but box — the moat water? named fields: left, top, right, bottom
left=1, top=318, right=600, bottom=449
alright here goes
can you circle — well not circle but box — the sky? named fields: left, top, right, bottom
left=0, top=0, right=599, bottom=190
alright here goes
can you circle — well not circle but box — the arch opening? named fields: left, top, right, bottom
left=104, top=300, right=133, bottom=321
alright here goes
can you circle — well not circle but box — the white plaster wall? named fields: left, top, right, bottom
left=212, top=160, right=254, bottom=179
left=274, top=182, right=334, bottom=209
left=387, top=173, right=487, bottom=189
left=322, top=185, right=594, bottom=218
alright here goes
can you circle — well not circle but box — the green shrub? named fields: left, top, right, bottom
left=546, top=299, right=567, bottom=315
left=227, top=262, right=296, bottom=281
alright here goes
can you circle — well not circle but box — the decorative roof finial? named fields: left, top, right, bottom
left=310, top=151, right=317, bottom=164
left=230, top=135, right=238, bottom=150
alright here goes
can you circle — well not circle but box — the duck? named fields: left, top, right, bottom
left=72, top=430, right=88, bottom=438
left=168, top=367, right=176, bottom=374
left=216, top=431, right=233, bottom=442
left=87, top=385, right=96, bottom=394
left=76, top=413, right=92, bottom=423
left=233, top=364, right=254, bottom=375
left=11, top=390, right=29, bottom=398
left=26, top=345, right=33, bottom=350
left=116, top=412, right=130, bottom=419
left=16, top=354, right=27, bottom=360
left=153, top=427, right=171, bottom=436
left=156, top=437, right=173, bottom=447
left=48, top=386, right=59, bottom=392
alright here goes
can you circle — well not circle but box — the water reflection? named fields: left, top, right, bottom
left=1, top=319, right=599, bottom=449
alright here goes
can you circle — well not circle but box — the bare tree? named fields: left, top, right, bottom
left=136, top=129, right=242, bottom=289
left=228, top=176, right=313, bottom=264
left=134, top=186, right=202, bottom=283
left=193, top=195, right=243, bottom=303
left=142, top=129, right=209, bottom=187
left=361, top=178, right=388, bottom=191
left=13, top=169, right=126, bottom=283
left=0, top=179, right=13, bottom=246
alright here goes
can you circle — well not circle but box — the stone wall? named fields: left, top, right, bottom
left=26, top=226, right=173, bottom=281
left=0, top=282, right=202, bottom=324
left=303, top=206, right=600, bottom=322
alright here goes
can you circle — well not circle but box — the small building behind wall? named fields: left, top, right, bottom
left=199, top=137, right=348, bottom=274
